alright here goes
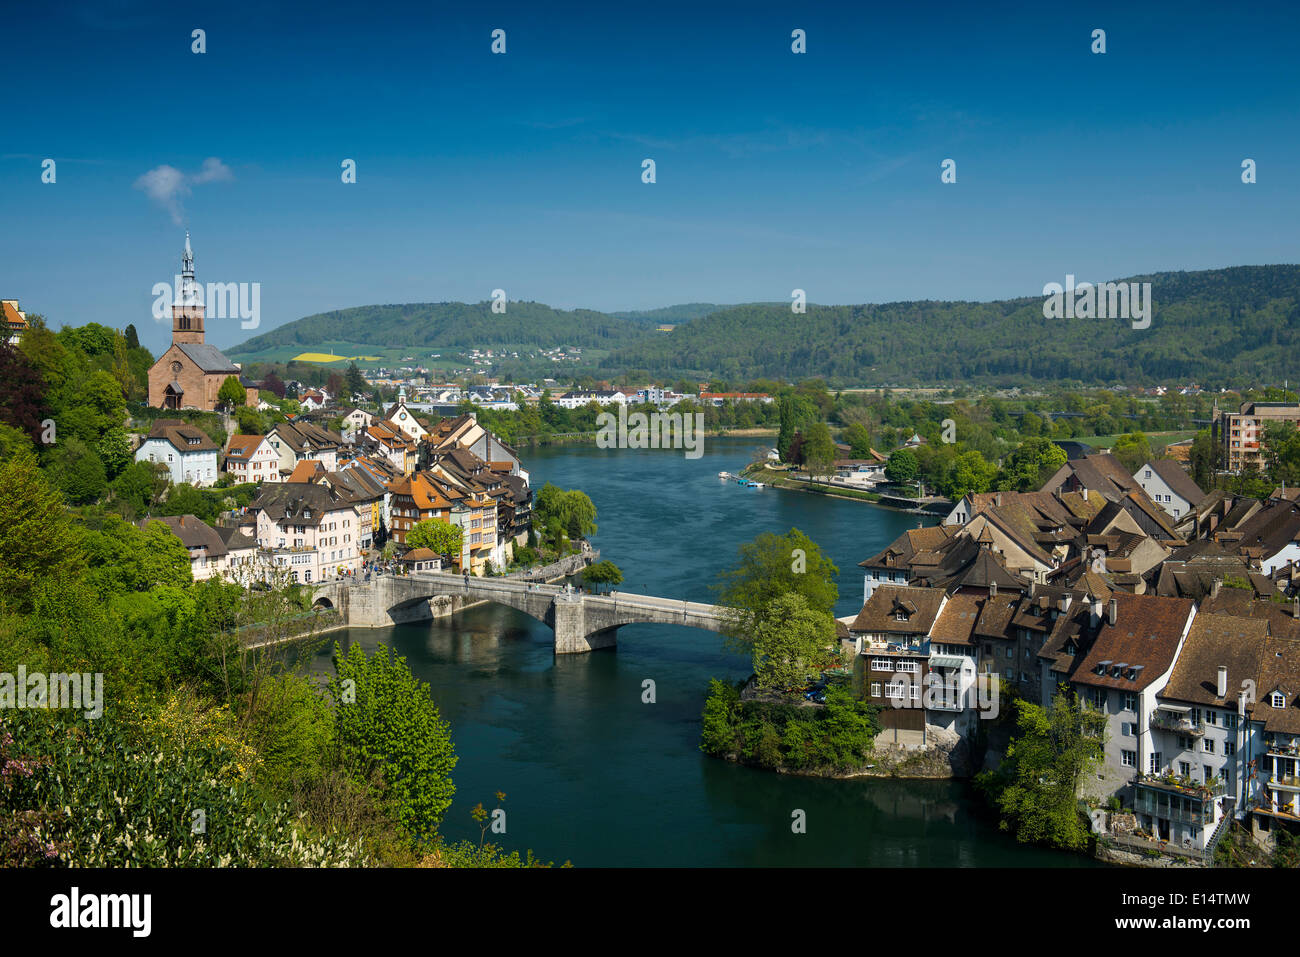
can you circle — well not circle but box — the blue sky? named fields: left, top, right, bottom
left=4, top=0, right=1299, bottom=353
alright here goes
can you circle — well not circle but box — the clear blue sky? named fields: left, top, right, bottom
left=4, top=0, right=1298, bottom=354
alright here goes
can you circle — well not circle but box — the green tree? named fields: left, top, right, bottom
left=975, top=693, right=1106, bottom=850
left=884, top=447, right=919, bottom=487
left=46, top=436, right=108, bottom=505
left=406, top=518, right=463, bottom=558
left=776, top=393, right=818, bottom=462
left=802, top=421, right=836, bottom=481
left=1112, top=432, right=1153, bottom=474
left=997, top=437, right=1067, bottom=492
left=841, top=422, right=874, bottom=458
left=344, top=362, right=367, bottom=401
left=0, top=449, right=86, bottom=613
left=532, top=483, right=597, bottom=543
left=581, top=560, right=623, bottom=593
left=714, top=528, right=838, bottom=653
left=330, top=643, right=458, bottom=845
left=1189, top=428, right=1220, bottom=491
left=750, top=592, right=836, bottom=690
left=217, top=375, right=246, bottom=411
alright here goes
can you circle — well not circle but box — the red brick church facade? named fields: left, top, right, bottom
left=147, top=234, right=257, bottom=411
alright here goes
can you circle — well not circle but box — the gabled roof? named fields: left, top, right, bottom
left=850, top=585, right=946, bottom=635
left=144, top=419, right=219, bottom=453
left=176, top=342, right=241, bottom=374
left=251, top=483, right=356, bottom=525
left=1142, top=459, right=1205, bottom=504
left=1258, top=636, right=1300, bottom=734
left=225, top=434, right=268, bottom=460
left=1070, top=595, right=1195, bottom=692
left=287, top=460, right=327, bottom=484
left=1161, top=613, right=1269, bottom=707
left=148, top=514, right=226, bottom=556
left=858, top=525, right=955, bottom=570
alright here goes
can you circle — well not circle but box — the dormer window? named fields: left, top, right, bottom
left=1273, top=692, right=1286, bottom=709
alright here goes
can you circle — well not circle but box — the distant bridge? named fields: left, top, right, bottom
left=313, top=572, right=730, bottom=654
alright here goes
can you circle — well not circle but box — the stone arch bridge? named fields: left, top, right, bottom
left=312, top=572, right=730, bottom=654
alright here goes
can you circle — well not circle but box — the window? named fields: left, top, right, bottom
left=1273, top=692, right=1286, bottom=709
left=1179, top=761, right=1190, bottom=777
left=1121, top=722, right=1133, bottom=737
left=1205, top=710, right=1217, bottom=726
left=1203, top=739, right=1215, bottom=754
left=1225, top=741, right=1236, bottom=757
left=1149, top=752, right=1162, bottom=774
left=1124, top=693, right=1137, bottom=712
left=870, top=682, right=881, bottom=697
left=1121, top=750, right=1136, bottom=768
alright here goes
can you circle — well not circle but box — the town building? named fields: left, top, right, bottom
left=1133, top=460, right=1205, bottom=521
left=248, top=483, right=363, bottom=583
left=135, top=419, right=220, bottom=487
left=3, top=299, right=28, bottom=344
left=1216, top=401, right=1300, bottom=473
left=224, top=434, right=282, bottom=483
left=146, top=234, right=257, bottom=412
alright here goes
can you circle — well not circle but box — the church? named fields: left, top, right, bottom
left=147, top=234, right=256, bottom=411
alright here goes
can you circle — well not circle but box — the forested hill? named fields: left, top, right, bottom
left=607, top=266, right=1300, bottom=386
left=227, top=301, right=653, bottom=355
left=229, top=266, right=1300, bottom=386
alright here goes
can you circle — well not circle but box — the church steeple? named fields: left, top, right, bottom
left=171, top=231, right=205, bottom=345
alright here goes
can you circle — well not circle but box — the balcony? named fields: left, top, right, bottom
left=1135, top=777, right=1224, bottom=826
left=1150, top=710, right=1205, bottom=736
left=1137, top=773, right=1227, bottom=800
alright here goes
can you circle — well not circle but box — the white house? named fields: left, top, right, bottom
left=1134, top=460, right=1205, bottom=521
left=249, top=483, right=362, bottom=583
left=383, top=387, right=428, bottom=442
left=224, top=434, right=282, bottom=484
left=135, top=419, right=220, bottom=487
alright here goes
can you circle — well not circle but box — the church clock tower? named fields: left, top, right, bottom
left=171, top=231, right=206, bottom=345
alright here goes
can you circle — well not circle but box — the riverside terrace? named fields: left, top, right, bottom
left=311, top=571, right=730, bottom=654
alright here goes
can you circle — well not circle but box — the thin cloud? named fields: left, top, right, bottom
left=134, top=157, right=233, bottom=224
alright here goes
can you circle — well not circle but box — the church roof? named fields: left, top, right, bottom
left=177, top=342, right=240, bottom=374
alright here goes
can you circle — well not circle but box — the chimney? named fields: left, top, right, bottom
left=1059, top=594, right=1072, bottom=613
left=1217, top=665, right=1228, bottom=699
left=990, top=581, right=998, bottom=598
left=995, top=493, right=1002, bottom=507
left=1212, top=579, right=1222, bottom=599
left=1107, top=597, right=1118, bottom=626
left=1082, top=488, right=1089, bottom=502
left=1090, top=597, right=1103, bottom=628
left=1293, top=596, right=1299, bottom=620
left=1029, top=581, right=1037, bottom=597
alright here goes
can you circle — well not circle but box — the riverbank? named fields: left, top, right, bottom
left=740, top=463, right=953, bottom=514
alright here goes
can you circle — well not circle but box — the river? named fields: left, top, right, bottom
left=315, top=437, right=1098, bottom=866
